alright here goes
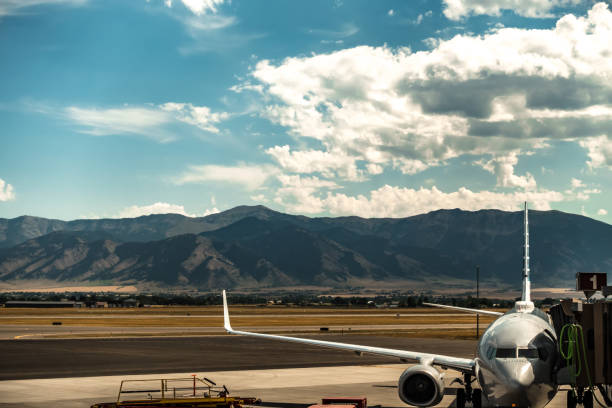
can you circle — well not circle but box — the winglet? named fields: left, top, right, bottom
left=222, top=290, right=233, bottom=332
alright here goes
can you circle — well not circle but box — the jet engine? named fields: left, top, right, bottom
left=398, top=365, right=445, bottom=407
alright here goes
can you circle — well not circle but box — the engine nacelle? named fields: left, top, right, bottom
left=398, top=365, right=445, bottom=407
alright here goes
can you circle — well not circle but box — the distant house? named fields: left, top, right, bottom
left=94, top=301, right=108, bottom=308
left=4, top=301, right=77, bottom=308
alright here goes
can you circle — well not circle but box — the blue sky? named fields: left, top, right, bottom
left=0, top=0, right=611, bottom=222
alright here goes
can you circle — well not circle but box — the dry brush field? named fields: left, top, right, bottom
left=0, top=306, right=501, bottom=339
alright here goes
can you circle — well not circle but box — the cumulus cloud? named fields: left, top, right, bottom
left=116, top=202, right=218, bottom=218
left=175, top=164, right=277, bottom=190
left=243, top=3, right=612, bottom=181
left=274, top=175, right=340, bottom=215
left=598, top=208, right=608, bottom=215
left=266, top=145, right=365, bottom=181
left=479, top=152, right=537, bottom=189
left=579, top=135, right=612, bottom=169
left=64, top=103, right=227, bottom=142
left=0, top=0, right=86, bottom=17
left=0, top=178, right=15, bottom=201
left=274, top=184, right=565, bottom=217
left=442, top=0, right=581, bottom=20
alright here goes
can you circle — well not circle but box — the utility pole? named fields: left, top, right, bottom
left=476, top=265, right=480, bottom=339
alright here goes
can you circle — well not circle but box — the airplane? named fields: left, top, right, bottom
left=222, top=203, right=564, bottom=408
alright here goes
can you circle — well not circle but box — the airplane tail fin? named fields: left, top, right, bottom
left=516, top=202, right=534, bottom=312
left=222, top=290, right=233, bottom=332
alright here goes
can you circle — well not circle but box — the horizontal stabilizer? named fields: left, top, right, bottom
left=423, top=302, right=503, bottom=316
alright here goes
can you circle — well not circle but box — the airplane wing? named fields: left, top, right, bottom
left=222, top=291, right=475, bottom=373
left=423, top=302, right=504, bottom=316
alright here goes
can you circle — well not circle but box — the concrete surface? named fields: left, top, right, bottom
left=0, top=364, right=577, bottom=408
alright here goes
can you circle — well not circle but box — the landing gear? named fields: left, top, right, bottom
left=457, top=389, right=466, bottom=408
left=454, top=374, right=481, bottom=408
left=472, top=389, right=482, bottom=408
left=583, top=390, right=593, bottom=408
left=567, top=387, right=594, bottom=408
left=567, top=390, right=577, bottom=408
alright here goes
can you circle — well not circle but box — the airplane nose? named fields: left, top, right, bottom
left=498, top=360, right=535, bottom=388
left=515, top=362, right=535, bottom=387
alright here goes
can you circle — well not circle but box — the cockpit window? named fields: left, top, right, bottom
left=518, top=348, right=539, bottom=359
left=495, top=348, right=516, bottom=358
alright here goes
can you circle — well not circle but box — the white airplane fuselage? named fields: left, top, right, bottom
left=475, top=307, right=558, bottom=407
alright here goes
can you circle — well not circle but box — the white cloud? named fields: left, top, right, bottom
left=598, top=208, right=608, bottom=215
left=161, top=0, right=256, bottom=55
left=442, top=0, right=580, bottom=20
left=387, top=9, right=394, bottom=16
left=244, top=4, right=612, bottom=181
left=66, top=106, right=176, bottom=142
left=164, top=0, right=225, bottom=15
left=274, top=175, right=340, bottom=214
left=201, top=207, right=220, bottom=216
left=64, top=103, right=227, bottom=142
left=274, top=184, right=565, bottom=217
left=570, top=177, right=584, bottom=188
left=479, top=152, right=537, bottom=189
left=115, top=202, right=218, bottom=218
left=266, top=145, right=365, bottom=181
left=579, top=135, right=612, bottom=169
left=0, top=0, right=86, bottom=17
left=180, top=13, right=235, bottom=31
left=250, top=194, right=268, bottom=203
left=0, top=178, right=15, bottom=201
left=160, top=102, right=228, bottom=133
left=175, top=164, right=277, bottom=190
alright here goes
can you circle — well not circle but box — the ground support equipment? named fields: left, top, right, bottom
left=90, top=376, right=260, bottom=408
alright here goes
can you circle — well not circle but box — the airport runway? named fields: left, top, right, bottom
left=0, top=323, right=482, bottom=339
left=0, top=335, right=478, bottom=380
left=0, top=313, right=470, bottom=319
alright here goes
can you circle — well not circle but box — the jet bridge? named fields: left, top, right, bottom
left=548, top=272, right=612, bottom=408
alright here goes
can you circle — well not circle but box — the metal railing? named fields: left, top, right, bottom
left=116, top=375, right=230, bottom=402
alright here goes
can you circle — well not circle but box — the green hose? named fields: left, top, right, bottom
left=559, top=323, right=588, bottom=382
left=558, top=323, right=606, bottom=407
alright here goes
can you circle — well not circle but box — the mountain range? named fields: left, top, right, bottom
left=1, top=206, right=611, bottom=291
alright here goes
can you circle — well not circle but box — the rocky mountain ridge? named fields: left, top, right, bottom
left=0, top=206, right=610, bottom=290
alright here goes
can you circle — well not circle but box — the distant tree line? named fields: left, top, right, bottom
left=0, top=291, right=556, bottom=308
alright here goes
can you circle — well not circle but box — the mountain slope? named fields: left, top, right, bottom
left=0, top=207, right=610, bottom=289
left=0, top=206, right=285, bottom=249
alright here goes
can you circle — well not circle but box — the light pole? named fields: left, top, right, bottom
left=476, top=265, right=480, bottom=339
